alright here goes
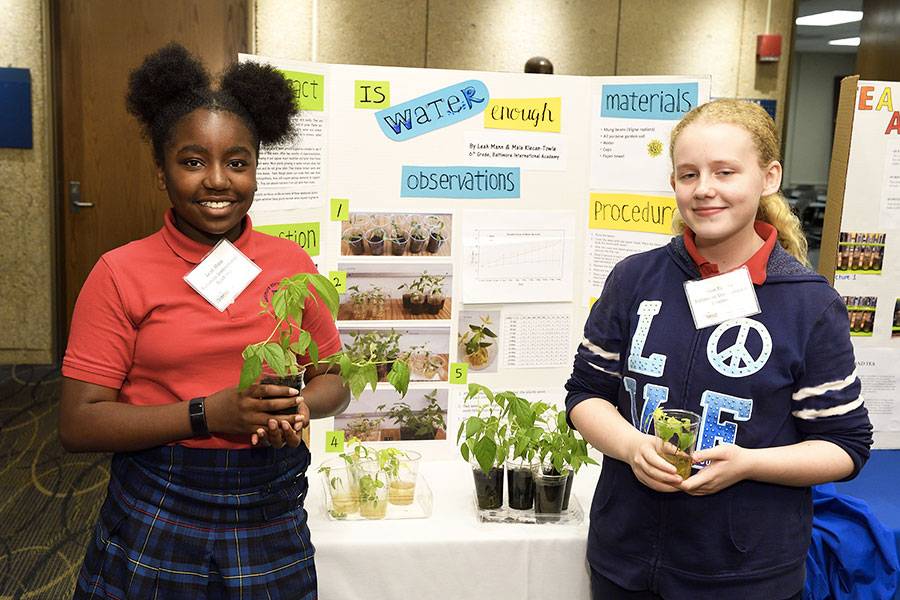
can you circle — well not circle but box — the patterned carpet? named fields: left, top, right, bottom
left=0, top=365, right=109, bottom=600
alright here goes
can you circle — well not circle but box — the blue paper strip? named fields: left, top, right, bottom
left=375, top=80, right=489, bottom=141
left=600, top=82, right=699, bottom=120
left=400, top=166, right=520, bottom=198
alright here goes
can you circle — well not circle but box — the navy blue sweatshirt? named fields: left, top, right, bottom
left=565, top=237, right=873, bottom=599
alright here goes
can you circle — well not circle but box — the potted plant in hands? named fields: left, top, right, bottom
left=378, top=389, right=446, bottom=440
left=458, top=315, right=497, bottom=370
left=239, top=274, right=410, bottom=411
left=457, top=384, right=512, bottom=510
left=534, top=409, right=597, bottom=519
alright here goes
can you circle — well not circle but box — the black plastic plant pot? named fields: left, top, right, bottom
left=259, top=372, right=303, bottom=415
left=368, top=237, right=385, bottom=255
left=506, top=466, right=535, bottom=510
left=402, top=293, right=412, bottom=310
left=410, top=300, right=425, bottom=315
left=533, top=469, right=568, bottom=521
left=561, top=470, right=574, bottom=510
left=472, top=466, right=503, bottom=510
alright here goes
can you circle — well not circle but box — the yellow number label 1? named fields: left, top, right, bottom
left=330, top=198, right=349, bottom=221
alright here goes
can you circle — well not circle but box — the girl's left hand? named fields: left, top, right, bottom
left=252, top=399, right=310, bottom=448
left=678, top=443, right=750, bottom=496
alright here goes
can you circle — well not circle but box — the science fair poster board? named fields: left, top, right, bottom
left=240, top=53, right=710, bottom=462
left=822, top=77, right=900, bottom=448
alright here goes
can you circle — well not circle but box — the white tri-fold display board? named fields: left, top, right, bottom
left=824, top=78, right=900, bottom=448
left=240, top=53, right=711, bottom=463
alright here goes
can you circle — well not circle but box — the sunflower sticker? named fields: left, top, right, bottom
left=647, top=139, right=664, bottom=157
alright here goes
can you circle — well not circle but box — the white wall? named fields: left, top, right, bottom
left=784, top=52, right=857, bottom=186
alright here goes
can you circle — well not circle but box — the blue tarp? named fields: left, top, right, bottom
left=806, top=483, right=900, bottom=599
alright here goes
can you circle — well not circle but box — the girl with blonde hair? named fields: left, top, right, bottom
left=566, top=99, right=872, bottom=599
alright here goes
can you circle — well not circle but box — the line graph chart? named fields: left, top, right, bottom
left=471, top=229, right=566, bottom=282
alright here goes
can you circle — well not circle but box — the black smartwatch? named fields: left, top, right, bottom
left=189, top=396, right=210, bottom=438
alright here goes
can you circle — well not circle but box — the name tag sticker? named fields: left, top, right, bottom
left=183, top=239, right=261, bottom=312
left=683, top=267, right=760, bottom=329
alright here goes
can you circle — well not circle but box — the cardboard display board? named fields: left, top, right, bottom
left=239, top=54, right=711, bottom=463
left=822, top=77, right=900, bottom=448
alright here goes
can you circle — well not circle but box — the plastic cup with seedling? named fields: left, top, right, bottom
left=652, top=408, right=700, bottom=479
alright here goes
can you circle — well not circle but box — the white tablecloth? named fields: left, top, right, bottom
left=306, top=460, right=601, bottom=599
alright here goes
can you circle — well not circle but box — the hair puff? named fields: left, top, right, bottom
left=221, top=61, right=297, bottom=146
left=125, top=43, right=210, bottom=131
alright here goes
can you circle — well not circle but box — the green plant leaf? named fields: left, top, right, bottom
left=308, top=340, right=320, bottom=364
left=239, top=354, right=262, bottom=391
left=482, top=327, right=498, bottom=338
left=473, top=436, right=497, bottom=475
left=361, top=362, right=378, bottom=393
left=386, top=360, right=410, bottom=397
left=465, top=417, right=483, bottom=438
left=262, top=342, right=287, bottom=376
left=308, top=274, right=340, bottom=318
left=291, top=330, right=312, bottom=357
left=272, top=288, right=289, bottom=320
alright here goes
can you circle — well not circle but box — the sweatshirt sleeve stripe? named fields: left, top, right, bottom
left=792, top=369, right=857, bottom=401
left=580, top=337, right=620, bottom=361
left=792, top=397, right=865, bottom=420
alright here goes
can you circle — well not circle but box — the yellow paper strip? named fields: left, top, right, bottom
left=484, top=98, right=561, bottom=132
left=589, top=193, right=677, bottom=234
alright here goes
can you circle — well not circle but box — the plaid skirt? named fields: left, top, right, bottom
left=74, top=443, right=316, bottom=600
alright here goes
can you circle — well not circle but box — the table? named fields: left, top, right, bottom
left=306, top=460, right=601, bottom=599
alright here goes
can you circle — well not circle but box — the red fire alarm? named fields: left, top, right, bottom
left=757, top=34, right=782, bottom=62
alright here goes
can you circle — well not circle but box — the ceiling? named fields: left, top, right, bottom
left=793, top=0, right=862, bottom=54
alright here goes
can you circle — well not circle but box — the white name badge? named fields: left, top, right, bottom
left=683, top=266, right=760, bottom=329
left=183, top=239, right=261, bottom=312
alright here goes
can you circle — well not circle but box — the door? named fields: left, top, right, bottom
left=54, top=0, right=250, bottom=343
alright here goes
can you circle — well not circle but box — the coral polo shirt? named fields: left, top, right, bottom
left=682, top=220, right=778, bottom=284
left=63, top=210, right=341, bottom=449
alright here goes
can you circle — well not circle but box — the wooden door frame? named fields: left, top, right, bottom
left=48, top=0, right=254, bottom=362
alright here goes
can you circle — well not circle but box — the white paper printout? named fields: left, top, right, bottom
left=462, top=209, right=576, bottom=304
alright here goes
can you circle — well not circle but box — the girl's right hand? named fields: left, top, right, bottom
left=626, top=432, right=685, bottom=493
left=203, top=384, right=304, bottom=436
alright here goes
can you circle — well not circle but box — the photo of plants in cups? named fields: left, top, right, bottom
left=339, top=327, right=450, bottom=384
left=334, top=387, right=448, bottom=443
left=341, top=211, right=451, bottom=257
left=456, top=384, right=596, bottom=523
left=457, top=310, right=499, bottom=373
left=337, top=263, right=453, bottom=321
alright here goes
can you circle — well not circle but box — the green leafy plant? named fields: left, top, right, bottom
left=457, top=383, right=513, bottom=474
left=537, top=409, right=598, bottom=476
left=652, top=407, right=697, bottom=452
left=238, top=275, right=409, bottom=400
left=458, top=315, right=497, bottom=368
